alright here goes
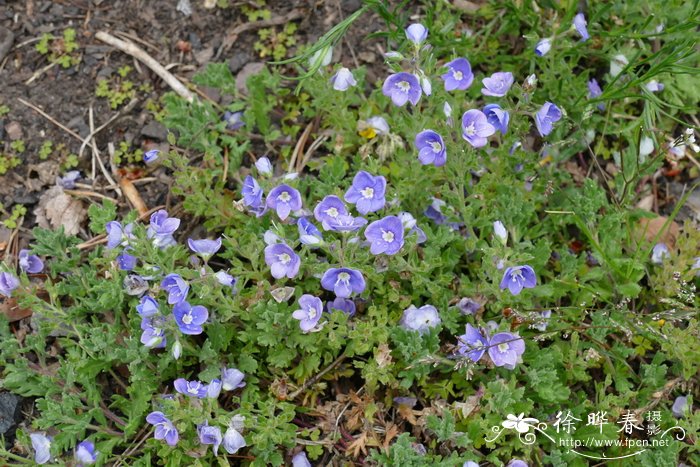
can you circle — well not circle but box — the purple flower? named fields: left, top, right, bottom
left=405, top=23, right=428, bottom=45
left=481, top=72, right=514, bottom=97
left=255, top=157, right=273, bottom=175
left=415, top=130, right=447, bottom=166
left=533, top=310, right=551, bottom=331
left=146, top=411, right=179, bottom=446
left=143, top=149, right=160, bottom=164
left=457, top=324, right=489, bottom=362
left=535, top=38, right=552, bottom=56
left=534, top=102, right=562, bottom=137
left=330, top=67, right=357, bottom=91
left=140, top=316, right=167, bottom=348
left=344, top=171, right=387, bottom=215
left=105, top=221, right=134, bottom=249
left=75, top=440, right=97, bottom=465
left=325, top=214, right=368, bottom=232
left=215, top=271, right=237, bottom=291
left=223, top=427, right=246, bottom=454
left=222, top=368, right=246, bottom=391
left=365, top=215, right=404, bottom=255
left=117, top=251, right=137, bottom=271
left=587, top=79, right=605, bottom=110
left=499, top=265, right=537, bottom=295
left=207, top=379, right=222, bottom=398
left=147, top=210, right=180, bottom=248
left=456, top=297, right=482, bottom=315
left=188, top=237, right=222, bottom=258
left=573, top=13, right=589, bottom=41
left=242, top=175, right=264, bottom=208
left=488, top=332, right=525, bottom=369
left=327, top=297, right=356, bottom=316
left=161, top=273, right=189, bottom=304
left=461, top=110, right=496, bottom=148
left=174, top=378, right=208, bottom=398
left=266, top=184, right=302, bottom=220
left=400, top=304, right=441, bottom=334
left=56, top=170, right=81, bottom=189
left=314, top=195, right=349, bottom=230
left=441, top=58, right=473, bottom=91
left=493, top=220, right=508, bottom=244
left=483, top=104, right=510, bottom=135
left=173, top=301, right=208, bottom=335
left=382, top=72, right=422, bottom=107
left=645, top=80, right=664, bottom=92
left=264, top=243, right=301, bottom=279
left=651, top=243, right=670, bottom=265
left=292, top=451, right=312, bottom=467
left=293, top=294, right=324, bottom=332
left=672, top=396, right=688, bottom=418
left=197, top=423, right=223, bottom=455
left=0, top=272, right=20, bottom=297
left=321, top=267, right=366, bottom=298
left=19, top=249, right=44, bottom=273
left=223, top=111, right=244, bottom=130
left=507, top=460, right=528, bottom=467
left=298, top=217, right=323, bottom=245
left=30, top=433, right=51, bottom=464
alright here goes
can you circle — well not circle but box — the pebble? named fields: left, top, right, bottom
left=0, top=26, right=14, bottom=63
left=141, top=121, right=168, bottom=141
left=5, top=121, right=22, bottom=141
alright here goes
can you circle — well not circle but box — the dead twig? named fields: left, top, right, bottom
left=287, top=353, right=347, bottom=401
left=78, top=98, right=139, bottom=162
left=217, top=8, right=306, bottom=58
left=95, top=31, right=194, bottom=103
left=89, top=106, right=122, bottom=196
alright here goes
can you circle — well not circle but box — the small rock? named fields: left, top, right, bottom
left=141, top=121, right=168, bottom=141
left=341, top=0, right=362, bottom=13
left=0, top=26, right=15, bottom=63
left=236, top=62, right=265, bottom=95
left=228, top=51, right=252, bottom=74
left=66, top=116, right=90, bottom=139
left=189, top=32, right=202, bottom=50
left=5, top=121, right=22, bottom=141
left=194, top=46, right=214, bottom=65
left=200, top=86, right=221, bottom=103
left=0, top=392, right=22, bottom=437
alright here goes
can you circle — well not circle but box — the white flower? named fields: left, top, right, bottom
left=405, top=23, right=428, bottom=45
left=30, top=433, right=52, bottom=464
left=330, top=67, right=357, bottom=91
left=223, top=427, right=246, bottom=454
left=255, top=157, right=273, bottom=176
left=493, top=221, right=508, bottom=244
left=366, top=116, right=390, bottom=135
left=398, top=212, right=417, bottom=230
left=651, top=243, right=670, bottom=265
left=502, top=413, right=539, bottom=433
left=172, top=341, right=182, bottom=360
left=420, top=74, right=432, bottom=96
left=610, top=54, right=629, bottom=77
left=309, top=46, right=333, bottom=68
left=644, top=80, right=664, bottom=92
left=263, top=230, right=283, bottom=245
left=639, top=136, right=654, bottom=159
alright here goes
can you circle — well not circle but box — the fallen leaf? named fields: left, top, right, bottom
left=346, top=431, right=368, bottom=458
left=382, top=423, right=399, bottom=450
left=0, top=296, right=33, bottom=322
left=375, top=343, right=392, bottom=368
left=34, top=186, right=87, bottom=236
left=636, top=216, right=680, bottom=248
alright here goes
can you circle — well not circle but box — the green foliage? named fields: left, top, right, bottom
left=35, top=28, right=80, bottom=68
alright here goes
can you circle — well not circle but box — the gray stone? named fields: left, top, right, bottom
left=0, top=392, right=22, bottom=436
left=0, top=26, right=14, bottom=63
left=141, top=121, right=168, bottom=141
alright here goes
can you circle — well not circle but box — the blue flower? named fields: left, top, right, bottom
left=187, top=237, right=222, bottom=258
left=292, top=294, right=324, bottom=332
left=19, top=249, right=44, bottom=273
left=573, top=13, right=589, bottom=41
left=325, top=214, right=368, bottom=232
left=174, top=378, right=208, bottom=398
left=483, top=104, right=510, bottom=134
left=266, top=184, right=302, bottom=220
left=400, top=305, right=441, bottom=334
left=321, top=267, right=366, bottom=298
left=481, top=72, right=514, bottom=97
left=146, top=411, right=179, bottom=446
left=499, top=265, right=537, bottom=295
left=264, top=243, right=301, bottom=279
left=364, top=216, right=404, bottom=255
left=405, top=23, right=428, bottom=45
left=30, top=433, right=52, bottom=464
left=143, top=149, right=160, bottom=164
left=222, top=367, right=246, bottom=391
left=161, top=273, right=189, bottom=304
left=75, top=440, right=98, bottom=465
left=415, top=130, right=447, bottom=166
left=242, top=175, right=264, bottom=208
left=140, top=316, right=167, bottom=348
left=117, top=251, right=137, bottom=271
left=327, top=297, right=356, bottom=316
left=344, top=171, right=387, bottom=215
left=223, top=111, right=244, bottom=130
left=297, top=217, right=323, bottom=245
left=534, top=102, right=562, bottom=137
left=382, top=73, right=422, bottom=107
left=314, top=195, right=349, bottom=230
left=147, top=210, right=180, bottom=248
left=587, top=79, right=605, bottom=110
left=330, top=67, right=357, bottom=91
left=173, top=301, right=208, bottom=335
left=456, top=324, right=488, bottom=362
left=441, top=58, right=473, bottom=91
left=198, top=422, right=223, bottom=455
left=137, top=296, right=159, bottom=317
left=462, top=110, right=496, bottom=148
left=535, top=38, right=552, bottom=56
left=0, top=272, right=20, bottom=298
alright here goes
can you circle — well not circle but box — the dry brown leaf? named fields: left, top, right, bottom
left=346, top=431, right=368, bottom=458
left=375, top=343, right=393, bottom=368
left=0, top=296, right=33, bottom=322
left=382, top=423, right=399, bottom=450
left=397, top=404, right=419, bottom=425
left=636, top=216, right=681, bottom=248
left=34, top=186, right=87, bottom=235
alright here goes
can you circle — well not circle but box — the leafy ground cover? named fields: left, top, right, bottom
left=1, top=1, right=699, bottom=466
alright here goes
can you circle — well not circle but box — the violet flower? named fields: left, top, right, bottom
left=314, top=195, right=349, bottom=230
left=532, top=310, right=551, bottom=331
left=198, top=423, right=223, bottom=455
left=293, top=451, right=312, bottom=467
left=365, top=215, right=404, bottom=255
left=382, top=72, right=422, bottom=107
left=19, top=249, right=44, bottom=274
left=140, top=316, right=167, bottom=348
left=400, top=304, right=441, bottom=334
left=174, top=378, right=208, bottom=398
left=298, top=217, right=323, bottom=245
left=75, top=440, right=97, bottom=465
left=456, top=297, right=481, bottom=315
left=188, top=237, right=222, bottom=258
left=105, top=221, right=134, bottom=250
left=483, top=104, right=510, bottom=135
left=573, top=13, right=589, bottom=41
left=441, top=58, right=474, bottom=91
left=223, top=111, right=244, bottom=130
left=493, top=220, right=508, bottom=244
left=223, top=426, right=246, bottom=454
left=173, top=301, right=208, bottom=335
left=264, top=243, right=301, bottom=279
left=146, top=411, right=179, bottom=446
left=321, top=267, right=366, bottom=298
left=672, top=396, right=688, bottom=418
left=292, top=294, right=324, bottom=332
left=508, top=460, right=528, bottom=467
left=147, top=210, right=180, bottom=248
left=330, top=67, right=357, bottom=91
left=242, top=175, right=264, bottom=208
left=587, top=79, right=605, bottom=110
left=161, top=273, right=190, bottom=304
left=651, top=243, right=670, bottom=265
left=481, top=71, right=514, bottom=97
left=535, top=38, right=552, bottom=56
left=325, top=214, right=368, bottom=232
left=405, top=23, right=428, bottom=45
left=255, top=156, right=273, bottom=176
left=645, top=80, right=664, bottom=92
left=266, top=184, right=302, bottom=220
left=30, top=433, right=51, bottom=464
left=534, top=102, right=562, bottom=137
left=457, top=324, right=489, bottom=362
left=415, top=130, right=447, bottom=166
left=344, top=171, right=387, bottom=215
left=143, top=149, right=159, bottom=164
left=488, top=332, right=525, bottom=369
left=215, top=271, right=237, bottom=292
left=500, top=265, right=537, bottom=295
left=207, top=379, right=222, bottom=399
left=117, top=251, right=137, bottom=271
left=222, top=368, right=246, bottom=391
left=462, top=110, right=496, bottom=148
left=327, top=297, right=356, bottom=316
left=0, top=272, right=20, bottom=298
left=56, top=170, right=81, bottom=189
